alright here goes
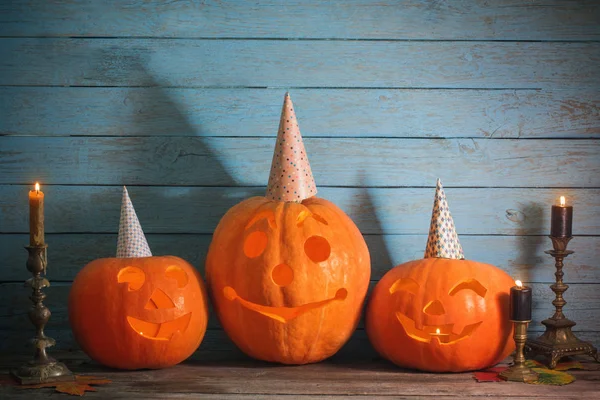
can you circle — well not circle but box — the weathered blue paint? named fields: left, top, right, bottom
left=1, top=39, right=599, bottom=89
left=1, top=88, right=598, bottom=138
left=1, top=1, right=599, bottom=40
left=0, top=186, right=598, bottom=235
left=0, top=137, right=598, bottom=187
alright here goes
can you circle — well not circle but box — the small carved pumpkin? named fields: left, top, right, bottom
left=69, top=256, right=208, bottom=369
left=366, top=258, right=514, bottom=372
left=206, top=196, right=370, bottom=364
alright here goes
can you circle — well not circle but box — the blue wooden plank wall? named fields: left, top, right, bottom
left=0, top=0, right=599, bottom=356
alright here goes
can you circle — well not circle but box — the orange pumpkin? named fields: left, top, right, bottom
left=206, top=196, right=371, bottom=364
left=69, top=256, right=208, bottom=369
left=366, top=258, right=514, bottom=372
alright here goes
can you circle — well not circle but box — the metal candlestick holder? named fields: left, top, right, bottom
left=500, top=320, right=539, bottom=382
left=525, top=236, right=599, bottom=369
left=10, top=245, right=74, bottom=384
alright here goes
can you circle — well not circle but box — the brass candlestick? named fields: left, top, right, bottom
left=525, top=236, right=599, bottom=369
left=10, top=245, right=74, bottom=384
left=500, top=320, right=539, bottom=382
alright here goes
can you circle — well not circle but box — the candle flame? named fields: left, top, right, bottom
left=560, top=196, right=566, bottom=207
left=34, top=182, right=40, bottom=193
left=515, top=280, right=523, bottom=288
left=435, top=328, right=440, bottom=335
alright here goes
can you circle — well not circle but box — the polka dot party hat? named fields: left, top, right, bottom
left=266, top=92, right=317, bottom=203
left=424, top=179, right=464, bottom=259
left=116, top=186, right=152, bottom=258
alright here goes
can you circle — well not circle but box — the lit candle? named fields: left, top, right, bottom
left=510, top=280, right=532, bottom=321
left=429, top=328, right=450, bottom=344
left=550, top=196, right=573, bottom=237
left=29, top=182, right=45, bottom=246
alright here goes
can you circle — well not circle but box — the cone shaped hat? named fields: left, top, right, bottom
left=266, top=92, right=317, bottom=202
left=116, top=186, right=152, bottom=258
left=424, top=179, right=464, bottom=259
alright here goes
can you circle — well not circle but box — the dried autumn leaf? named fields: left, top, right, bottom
left=472, top=366, right=507, bottom=382
left=17, top=375, right=111, bottom=396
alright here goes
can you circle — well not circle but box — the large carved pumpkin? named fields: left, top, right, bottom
left=207, top=93, right=370, bottom=364
left=366, top=257, right=514, bottom=372
left=206, top=196, right=370, bottom=364
left=69, top=256, right=209, bottom=369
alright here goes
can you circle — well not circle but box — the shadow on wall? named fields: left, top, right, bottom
left=332, top=173, right=391, bottom=361
left=93, top=48, right=263, bottom=267
left=353, top=172, right=394, bottom=274
left=361, top=188, right=394, bottom=277
left=516, top=202, right=545, bottom=283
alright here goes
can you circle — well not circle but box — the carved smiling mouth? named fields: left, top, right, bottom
left=223, top=286, right=347, bottom=323
left=127, top=313, right=192, bottom=341
left=395, top=312, right=482, bottom=344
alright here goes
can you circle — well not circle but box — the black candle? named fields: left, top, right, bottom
left=550, top=196, right=573, bottom=237
left=510, top=280, right=532, bottom=321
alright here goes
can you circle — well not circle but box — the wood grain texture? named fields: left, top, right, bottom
left=1, top=0, right=599, bottom=41
left=1, top=234, right=599, bottom=284
left=1, top=39, right=599, bottom=88
left=5, top=394, right=566, bottom=400
left=1, top=186, right=599, bottom=235
left=1, top=353, right=600, bottom=399
left=1, top=138, right=599, bottom=187
left=2, top=87, right=599, bottom=138
left=1, top=282, right=598, bottom=332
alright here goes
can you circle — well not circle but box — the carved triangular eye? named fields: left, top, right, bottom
left=165, top=265, right=189, bottom=288
left=118, top=266, right=145, bottom=291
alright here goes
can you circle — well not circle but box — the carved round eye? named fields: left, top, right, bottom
left=165, top=265, right=189, bottom=288
left=244, top=231, right=268, bottom=258
left=117, top=266, right=145, bottom=291
left=304, top=236, right=331, bottom=263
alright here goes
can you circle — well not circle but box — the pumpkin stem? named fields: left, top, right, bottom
left=424, top=179, right=464, bottom=259
left=265, top=92, right=317, bottom=203
left=116, top=186, right=152, bottom=258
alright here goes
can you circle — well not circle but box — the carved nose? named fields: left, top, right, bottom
left=423, top=300, right=445, bottom=316
left=145, top=288, right=175, bottom=310
left=272, top=263, right=294, bottom=287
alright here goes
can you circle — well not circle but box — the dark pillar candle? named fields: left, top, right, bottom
left=551, top=204, right=573, bottom=238
left=510, top=283, right=532, bottom=321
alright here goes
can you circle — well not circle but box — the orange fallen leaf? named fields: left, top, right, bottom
left=16, top=375, right=111, bottom=396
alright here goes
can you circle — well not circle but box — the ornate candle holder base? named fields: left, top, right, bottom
left=500, top=320, right=539, bottom=383
left=499, top=362, right=539, bottom=383
left=11, top=359, right=74, bottom=385
left=10, top=245, right=74, bottom=384
left=525, top=236, right=599, bottom=369
left=526, top=318, right=599, bottom=370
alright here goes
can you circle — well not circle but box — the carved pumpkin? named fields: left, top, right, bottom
left=206, top=196, right=370, bottom=364
left=366, top=258, right=514, bottom=372
left=207, top=93, right=370, bottom=364
left=69, top=256, right=209, bottom=370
